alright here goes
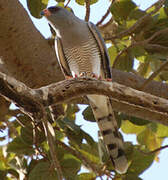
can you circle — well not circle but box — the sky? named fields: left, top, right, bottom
left=17, top=0, right=168, bottom=179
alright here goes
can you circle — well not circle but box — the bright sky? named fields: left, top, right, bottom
left=18, top=0, right=168, bottom=179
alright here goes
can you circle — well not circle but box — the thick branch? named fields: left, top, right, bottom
left=111, top=69, right=168, bottom=100
left=0, top=0, right=168, bottom=102
left=0, top=0, right=63, bottom=88
left=1, top=72, right=168, bottom=126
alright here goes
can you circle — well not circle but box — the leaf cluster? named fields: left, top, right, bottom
left=1, top=0, right=168, bottom=179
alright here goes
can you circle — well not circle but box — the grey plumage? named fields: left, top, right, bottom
left=41, top=6, right=128, bottom=174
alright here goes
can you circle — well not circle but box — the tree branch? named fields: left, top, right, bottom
left=140, top=59, right=168, bottom=90
left=42, top=111, right=64, bottom=180
left=1, top=72, right=168, bottom=126
left=0, top=0, right=63, bottom=88
left=85, top=0, right=90, bottom=22
left=105, top=0, right=165, bottom=41
left=139, top=145, right=168, bottom=155
left=112, top=28, right=168, bottom=68
left=1, top=0, right=167, bottom=103
left=96, top=1, right=114, bottom=26
left=111, top=69, right=168, bottom=100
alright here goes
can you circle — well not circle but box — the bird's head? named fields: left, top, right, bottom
left=41, top=6, right=77, bottom=34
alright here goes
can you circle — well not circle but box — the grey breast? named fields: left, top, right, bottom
left=62, top=23, right=101, bottom=77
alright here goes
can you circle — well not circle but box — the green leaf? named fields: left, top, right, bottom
left=127, top=147, right=154, bottom=175
left=27, top=159, right=39, bottom=174
left=0, top=170, right=7, bottom=179
left=77, top=143, right=100, bottom=164
left=128, top=9, right=146, bottom=20
left=20, top=124, right=33, bottom=145
left=110, top=0, right=136, bottom=21
left=137, top=61, right=151, bottom=78
left=0, top=148, right=8, bottom=170
left=137, top=127, right=162, bottom=151
left=108, top=46, right=118, bottom=66
left=29, top=162, right=58, bottom=180
left=55, top=0, right=65, bottom=2
left=114, top=49, right=134, bottom=72
left=121, top=120, right=146, bottom=135
left=76, top=173, right=96, bottom=180
left=27, top=0, right=49, bottom=18
left=62, top=117, right=81, bottom=132
left=157, top=124, right=168, bottom=138
left=66, top=104, right=79, bottom=116
left=58, top=120, right=78, bottom=145
left=7, top=137, right=34, bottom=155
left=131, top=46, right=146, bottom=60
left=119, top=113, right=149, bottom=126
left=65, top=104, right=79, bottom=121
left=66, top=128, right=83, bottom=145
left=98, top=132, right=109, bottom=163
left=75, top=0, right=98, bottom=6
left=129, top=116, right=149, bottom=126
left=62, top=154, right=81, bottom=180
left=55, top=129, right=65, bottom=140
left=124, top=175, right=143, bottom=180
left=81, top=130, right=95, bottom=146
left=82, top=106, right=96, bottom=122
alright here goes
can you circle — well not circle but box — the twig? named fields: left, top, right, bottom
left=145, top=28, right=168, bottom=43
left=96, top=1, right=114, bottom=26
left=144, top=44, right=168, bottom=51
left=98, top=17, right=114, bottom=29
left=139, top=145, right=168, bottom=154
left=112, top=28, right=168, bottom=68
left=96, top=8, right=110, bottom=26
left=112, top=44, right=133, bottom=68
left=32, top=121, right=47, bottom=159
left=42, top=107, right=64, bottom=180
left=85, top=0, right=90, bottom=22
left=105, top=0, right=165, bottom=40
left=140, top=59, right=168, bottom=90
left=56, top=140, right=99, bottom=174
left=65, top=0, right=71, bottom=8
left=56, top=140, right=111, bottom=177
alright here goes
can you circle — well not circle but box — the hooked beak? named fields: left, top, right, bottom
left=40, top=9, right=51, bottom=17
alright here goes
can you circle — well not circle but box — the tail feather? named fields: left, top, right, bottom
left=87, top=95, right=128, bottom=174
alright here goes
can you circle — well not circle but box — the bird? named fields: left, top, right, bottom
left=41, top=6, right=128, bottom=174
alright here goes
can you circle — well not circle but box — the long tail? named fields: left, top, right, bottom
left=87, top=95, right=128, bottom=174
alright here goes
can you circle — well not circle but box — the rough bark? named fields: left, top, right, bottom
left=111, top=69, right=168, bottom=100
left=0, top=0, right=63, bottom=88
left=1, top=72, right=168, bottom=126
left=1, top=0, right=168, bottom=127
left=0, top=0, right=168, bottom=102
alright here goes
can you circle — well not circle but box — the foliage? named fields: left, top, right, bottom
left=1, top=0, right=168, bottom=179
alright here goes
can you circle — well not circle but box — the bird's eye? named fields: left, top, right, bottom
left=48, top=6, right=60, bottom=13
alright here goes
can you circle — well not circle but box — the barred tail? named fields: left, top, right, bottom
left=87, top=95, right=128, bottom=174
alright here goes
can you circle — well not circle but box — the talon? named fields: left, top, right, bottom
left=65, top=75, right=73, bottom=79
left=79, top=72, right=87, bottom=77
left=91, top=73, right=102, bottom=80
left=91, top=73, right=98, bottom=78
left=106, top=78, right=112, bottom=82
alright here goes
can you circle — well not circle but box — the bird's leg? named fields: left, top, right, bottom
left=91, top=73, right=100, bottom=79
left=91, top=73, right=112, bottom=81
left=79, top=72, right=87, bottom=77
left=65, top=75, right=73, bottom=79
left=106, top=78, right=112, bottom=82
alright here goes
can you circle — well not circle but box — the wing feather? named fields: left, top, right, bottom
left=87, top=22, right=111, bottom=79
left=55, top=37, right=71, bottom=77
